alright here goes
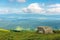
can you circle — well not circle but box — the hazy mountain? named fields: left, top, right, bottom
left=0, top=14, right=60, bottom=30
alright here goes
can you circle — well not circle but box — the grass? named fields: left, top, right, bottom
left=0, top=30, right=60, bottom=40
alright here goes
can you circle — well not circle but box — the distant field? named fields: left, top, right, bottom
left=0, top=30, right=60, bottom=40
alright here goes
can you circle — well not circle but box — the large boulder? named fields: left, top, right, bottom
left=37, top=26, right=53, bottom=34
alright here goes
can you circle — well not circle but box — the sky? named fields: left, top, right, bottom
left=0, top=0, right=60, bottom=20
left=0, top=0, right=60, bottom=15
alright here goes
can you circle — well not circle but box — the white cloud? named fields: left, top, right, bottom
left=9, top=8, right=22, bottom=13
left=22, top=8, right=29, bottom=13
left=9, top=0, right=26, bottom=3
left=0, top=8, right=22, bottom=14
left=47, top=7, right=60, bottom=13
left=17, top=0, right=26, bottom=3
left=0, top=8, right=9, bottom=14
left=22, top=3, right=60, bottom=15
left=0, top=3, right=60, bottom=15
left=48, top=4, right=60, bottom=7
left=46, top=4, right=60, bottom=14
left=22, top=3, right=45, bottom=13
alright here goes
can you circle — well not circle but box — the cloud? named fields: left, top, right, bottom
left=48, top=4, right=60, bottom=7
left=47, top=4, right=60, bottom=14
left=0, top=8, right=9, bottom=14
left=0, top=8, right=22, bottom=14
left=0, top=3, right=60, bottom=15
left=17, top=0, right=26, bottom=3
left=22, top=3, right=45, bottom=13
left=9, top=0, right=26, bottom=3
left=22, top=3, right=60, bottom=15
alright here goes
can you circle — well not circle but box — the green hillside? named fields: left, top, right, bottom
left=0, top=30, right=60, bottom=40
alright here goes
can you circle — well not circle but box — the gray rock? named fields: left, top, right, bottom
left=37, top=26, right=53, bottom=34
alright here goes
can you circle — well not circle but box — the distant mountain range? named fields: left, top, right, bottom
left=0, top=14, right=60, bottom=30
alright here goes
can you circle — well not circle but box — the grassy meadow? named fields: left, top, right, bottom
left=0, top=29, right=60, bottom=40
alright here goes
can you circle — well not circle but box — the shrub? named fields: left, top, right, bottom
left=53, top=30, right=60, bottom=33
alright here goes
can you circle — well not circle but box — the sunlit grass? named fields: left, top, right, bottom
left=0, top=30, right=60, bottom=40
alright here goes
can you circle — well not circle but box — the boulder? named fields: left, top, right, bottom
left=37, top=26, right=53, bottom=34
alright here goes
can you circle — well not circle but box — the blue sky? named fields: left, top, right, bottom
left=0, top=0, right=59, bottom=8
left=0, top=0, right=60, bottom=20
left=0, top=0, right=60, bottom=14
